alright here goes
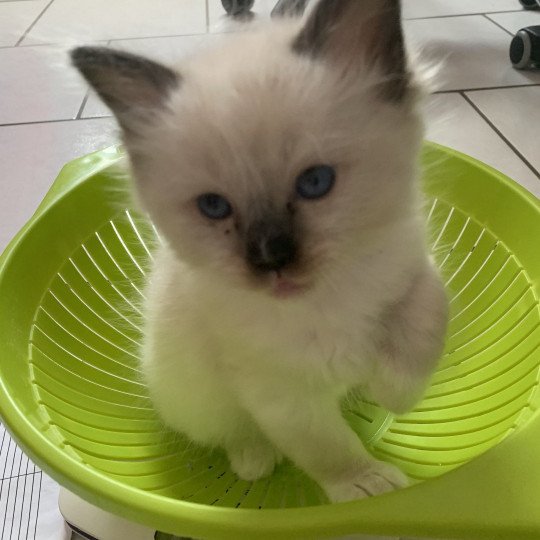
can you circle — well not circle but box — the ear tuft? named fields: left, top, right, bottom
left=292, top=0, right=409, bottom=102
left=71, top=46, right=180, bottom=133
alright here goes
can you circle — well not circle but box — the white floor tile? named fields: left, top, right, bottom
left=0, top=0, right=48, bottom=46
left=23, top=0, right=207, bottom=45
left=82, top=33, right=225, bottom=118
left=0, top=118, right=117, bottom=251
left=466, top=86, right=540, bottom=179
left=404, top=15, right=540, bottom=91
left=0, top=45, right=87, bottom=124
left=424, top=93, right=540, bottom=198
left=486, top=9, right=540, bottom=34
left=402, top=0, right=520, bottom=19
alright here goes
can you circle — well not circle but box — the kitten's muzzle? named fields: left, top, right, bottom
left=246, top=220, right=298, bottom=273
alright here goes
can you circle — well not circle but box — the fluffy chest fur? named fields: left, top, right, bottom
left=146, top=211, right=427, bottom=390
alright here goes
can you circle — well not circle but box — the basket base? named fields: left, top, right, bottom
left=59, top=488, right=156, bottom=540
left=58, top=488, right=445, bottom=540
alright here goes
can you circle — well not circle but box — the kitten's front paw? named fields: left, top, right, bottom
left=325, top=461, right=408, bottom=503
left=228, top=443, right=282, bottom=482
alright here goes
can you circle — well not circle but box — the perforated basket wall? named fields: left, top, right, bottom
left=0, top=144, right=539, bottom=538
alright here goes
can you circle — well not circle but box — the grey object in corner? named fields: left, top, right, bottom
left=271, top=0, right=310, bottom=18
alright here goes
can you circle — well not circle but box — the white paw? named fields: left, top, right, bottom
left=228, top=443, right=282, bottom=482
left=325, top=461, right=409, bottom=503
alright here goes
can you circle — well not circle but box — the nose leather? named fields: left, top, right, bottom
left=246, top=220, right=297, bottom=273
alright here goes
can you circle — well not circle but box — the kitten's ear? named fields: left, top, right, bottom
left=293, top=0, right=408, bottom=101
left=71, top=47, right=180, bottom=135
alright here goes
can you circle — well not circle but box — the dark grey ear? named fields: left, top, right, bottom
left=71, top=46, right=180, bottom=135
left=293, top=0, right=408, bottom=101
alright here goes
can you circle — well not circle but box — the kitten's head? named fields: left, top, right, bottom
left=72, top=0, right=424, bottom=300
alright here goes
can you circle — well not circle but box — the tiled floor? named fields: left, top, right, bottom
left=0, top=0, right=539, bottom=539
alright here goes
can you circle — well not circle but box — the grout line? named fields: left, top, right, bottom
left=14, top=0, right=55, bottom=47
left=1, top=30, right=209, bottom=50
left=12, top=31, right=209, bottom=50
left=205, top=0, right=210, bottom=30
left=108, top=30, right=209, bottom=45
left=405, top=9, right=525, bottom=21
left=482, top=13, right=515, bottom=37
left=76, top=91, right=91, bottom=120
left=0, top=42, right=50, bottom=49
left=0, top=116, right=112, bottom=128
left=435, top=83, right=540, bottom=94
left=461, top=91, right=540, bottom=181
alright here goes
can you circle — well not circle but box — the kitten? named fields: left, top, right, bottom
left=71, top=0, right=448, bottom=503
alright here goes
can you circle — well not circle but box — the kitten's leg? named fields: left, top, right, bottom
left=224, top=420, right=283, bottom=481
left=368, top=262, right=448, bottom=415
left=145, top=357, right=280, bottom=481
left=236, top=388, right=407, bottom=502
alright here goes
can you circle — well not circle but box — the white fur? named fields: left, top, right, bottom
left=117, top=16, right=449, bottom=502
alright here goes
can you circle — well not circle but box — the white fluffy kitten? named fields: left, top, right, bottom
left=72, top=0, right=448, bottom=503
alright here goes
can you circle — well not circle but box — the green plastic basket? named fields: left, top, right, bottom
left=0, top=143, right=539, bottom=539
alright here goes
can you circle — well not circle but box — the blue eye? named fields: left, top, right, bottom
left=197, top=193, right=232, bottom=220
left=296, top=165, right=336, bottom=200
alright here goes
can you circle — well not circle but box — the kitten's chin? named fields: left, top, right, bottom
left=270, top=273, right=307, bottom=299
left=219, top=268, right=311, bottom=299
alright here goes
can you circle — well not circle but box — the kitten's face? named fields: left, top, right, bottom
left=73, top=1, right=423, bottom=299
